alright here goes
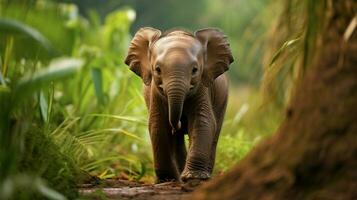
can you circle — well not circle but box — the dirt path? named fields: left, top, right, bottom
left=79, top=179, right=192, bottom=200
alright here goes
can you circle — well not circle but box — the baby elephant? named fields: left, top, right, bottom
left=125, top=27, right=233, bottom=183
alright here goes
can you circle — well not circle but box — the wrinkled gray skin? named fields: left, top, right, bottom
left=125, top=27, right=233, bottom=183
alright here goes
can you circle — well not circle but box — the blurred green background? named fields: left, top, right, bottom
left=0, top=0, right=285, bottom=199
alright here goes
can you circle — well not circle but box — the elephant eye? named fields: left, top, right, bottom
left=192, top=67, right=198, bottom=75
left=155, top=66, right=161, bottom=75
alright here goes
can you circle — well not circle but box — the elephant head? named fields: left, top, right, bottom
left=125, top=27, right=233, bottom=132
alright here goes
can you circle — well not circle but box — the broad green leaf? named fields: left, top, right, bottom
left=13, top=58, right=84, bottom=103
left=0, top=18, right=55, bottom=54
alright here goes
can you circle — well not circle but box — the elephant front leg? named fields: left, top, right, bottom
left=181, top=107, right=216, bottom=181
left=149, top=111, right=180, bottom=183
left=174, top=131, right=187, bottom=174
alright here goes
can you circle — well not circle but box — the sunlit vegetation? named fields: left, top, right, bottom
left=191, top=0, right=357, bottom=198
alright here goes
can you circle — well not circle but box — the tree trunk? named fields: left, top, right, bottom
left=190, top=1, right=357, bottom=199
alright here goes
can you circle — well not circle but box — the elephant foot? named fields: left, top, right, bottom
left=155, top=178, right=178, bottom=184
left=181, top=178, right=208, bottom=192
left=155, top=170, right=180, bottom=184
left=180, top=170, right=210, bottom=182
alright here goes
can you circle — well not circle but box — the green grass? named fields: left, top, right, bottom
left=215, top=86, right=282, bottom=173
left=0, top=2, right=149, bottom=198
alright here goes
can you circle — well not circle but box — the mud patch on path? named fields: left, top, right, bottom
left=79, top=180, right=191, bottom=200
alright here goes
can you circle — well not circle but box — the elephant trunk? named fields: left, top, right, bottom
left=167, top=80, right=187, bottom=134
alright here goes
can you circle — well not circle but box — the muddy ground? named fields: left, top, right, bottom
left=79, top=179, right=196, bottom=200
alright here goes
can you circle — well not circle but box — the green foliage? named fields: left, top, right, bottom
left=261, top=0, right=329, bottom=106
left=17, top=127, right=80, bottom=199
left=215, top=87, right=282, bottom=173
left=215, top=131, right=255, bottom=172
left=0, top=57, right=85, bottom=199
left=0, top=1, right=149, bottom=199
left=203, top=0, right=278, bottom=84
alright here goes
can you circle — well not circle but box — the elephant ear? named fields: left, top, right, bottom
left=195, top=28, right=234, bottom=87
left=125, top=27, right=161, bottom=85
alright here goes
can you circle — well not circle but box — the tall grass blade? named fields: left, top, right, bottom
left=2, top=36, right=13, bottom=77
left=85, top=113, right=147, bottom=125
left=39, top=91, right=48, bottom=123
left=0, top=71, right=6, bottom=85
left=269, top=37, right=301, bottom=66
left=82, top=156, right=138, bottom=171
left=91, top=68, right=105, bottom=105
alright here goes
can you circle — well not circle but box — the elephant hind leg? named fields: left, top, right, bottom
left=209, top=86, right=228, bottom=174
